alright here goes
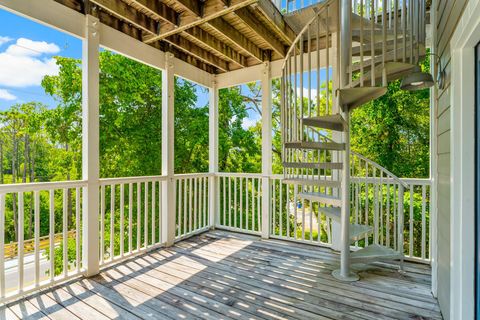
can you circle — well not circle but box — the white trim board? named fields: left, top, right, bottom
left=449, top=0, right=480, bottom=319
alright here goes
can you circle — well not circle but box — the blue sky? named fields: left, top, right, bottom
left=0, top=9, right=81, bottom=110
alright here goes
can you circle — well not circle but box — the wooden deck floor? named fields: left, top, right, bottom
left=1, top=231, right=442, bottom=320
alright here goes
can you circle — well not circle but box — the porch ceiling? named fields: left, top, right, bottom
left=54, top=0, right=296, bottom=74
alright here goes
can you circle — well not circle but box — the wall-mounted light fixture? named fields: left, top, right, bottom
left=400, top=53, right=445, bottom=91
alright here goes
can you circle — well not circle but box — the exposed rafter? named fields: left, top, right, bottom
left=163, top=35, right=230, bottom=72
left=175, top=0, right=202, bottom=17
left=234, top=7, right=285, bottom=57
left=183, top=27, right=248, bottom=68
left=143, top=0, right=257, bottom=43
left=253, top=0, right=295, bottom=45
left=207, top=17, right=265, bottom=63
left=129, top=0, right=179, bottom=26
left=90, top=0, right=159, bottom=34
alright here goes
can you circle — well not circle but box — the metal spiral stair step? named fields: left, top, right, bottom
left=283, top=178, right=341, bottom=188
left=337, top=86, right=387, bottom=111
left=350, top=244, right=403, bottom=262
left=350, top=62, right=417, bottom=89
left=284, top=141, right=346, bottom=151
left=349, top=224, right=374, bottom=242
left=283, top=162, right=343, bottom=170
left=318, top=206, right=341, bottom=221
left=297, top=191, right=342, bottom=207
left=302, top=114, right=346, bottom=131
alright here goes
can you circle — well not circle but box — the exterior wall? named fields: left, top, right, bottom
left=434, top=0, right=468, bottom=318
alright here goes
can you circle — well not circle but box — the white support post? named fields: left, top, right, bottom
left=209, top=77, right=219, bottom=229
left=82, top=14, right=100, bottom=277
left=161, top=53, right=176, bottom=246
left=261, top=62, right=272, bottom=239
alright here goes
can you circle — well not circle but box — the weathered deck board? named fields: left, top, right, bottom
left=1, top=231, right=442, bottom=320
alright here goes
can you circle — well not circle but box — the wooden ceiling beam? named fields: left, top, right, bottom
left=130, top=0, right=179, bottom=26
left=183, top=27, right=248, bottom=68
left=163, top=35, right=230, bottom=72
left=143, top=0, right=257, bottom=43
left=234, top=7, right=285, bottom=57
left=206, top=17, right=265, bottom=63
left=175, top=0, right=203, bottom=17
left=253, top=0, right=295, bottom=45
left=90, top=0, right=158, bottom=34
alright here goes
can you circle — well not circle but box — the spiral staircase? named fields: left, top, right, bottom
left=280, top=0, right=426, bottom=281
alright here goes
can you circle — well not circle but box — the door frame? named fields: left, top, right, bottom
left=450, top=2, right=480, bottom=319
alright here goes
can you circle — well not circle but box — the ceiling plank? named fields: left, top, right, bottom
left=163, top=35, right=230, bottom=71
left=130, top=0, right=179, bottom=26
left=207, top=17, right=265, bottom=63
left=234, top=7, right=285, bottom=57
left=183, top=27, right=248, bottom=68
left=90, top=0, right=158, bottom=34
left=143, top=0, right=257, bottom=43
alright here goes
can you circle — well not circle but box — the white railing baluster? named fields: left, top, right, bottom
left=409, top=185, right=414, bottom=257
left=136, top=182, right=141, bottom=250
left=0, top=194, right=4, bottom=298
left=18, top=192, right=24, bottom=292
left=75, top=188, right=80, bottom=272
left=62, top=188, right=68, bottom=277
left=120, top=184, right=124, bottom=257
left=110, top=185, right=115, bottom=259
left=49, top=190, right=55, bottom=283
left=421, top=183, right=426, bottom=259
left=34, top=190, right=40, bottom=287
left=144, top=181, right=148, bottom=247
left=151, top=181, right=155, bottom=244
left=234, top=177, right=237, bottom=229
left=128, top=183, right=133, bottom=254
left=100, top=185, right=105, bottom=263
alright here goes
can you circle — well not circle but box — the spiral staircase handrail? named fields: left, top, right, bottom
left=282, top=0, right=337, bottom=70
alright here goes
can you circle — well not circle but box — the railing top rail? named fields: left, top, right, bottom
left=351, top=151, right=409, bottom=189
left=173, top=173, right=213, bottom=179
left=216, top=172, right=263, bottom=178
left=99, top=175, right=167, bottom=185
left=0, top=180, right=88, bottom=193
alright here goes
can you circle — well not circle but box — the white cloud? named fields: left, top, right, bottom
left=0, top=36, right=12, bottom=46
left=0, top=89, right=16, bottom=101
left=0, top=38, right=60, bottom=88
left=6, top=38, right=60, bottom=56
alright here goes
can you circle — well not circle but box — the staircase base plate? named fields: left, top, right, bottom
left=331, top=269, right=360, bottom=282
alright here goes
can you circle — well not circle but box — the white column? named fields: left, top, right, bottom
left=261, top=62, right=272, bottom=239
left=161, top=53, right=176, bottom=246
left=209, top=77, right=219, bottom=229
left=82, top=14, right=100, bottom=277
left=332, top=0, right=358, bottom=282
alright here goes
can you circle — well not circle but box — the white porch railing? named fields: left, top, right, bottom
left=216, top=173, right=263, bottom=235
left=98, top=176, right=167, bottom=267
left=0, top=170, right=431, bottom=304
left=174, top=173, right=211, bottom=240
left=215, top=170, right=432, bottom=264
left=0, top=180, right=87, bottom=303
